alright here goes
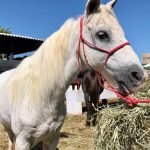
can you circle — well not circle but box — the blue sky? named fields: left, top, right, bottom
left=0, top=0, right=150, bottom=60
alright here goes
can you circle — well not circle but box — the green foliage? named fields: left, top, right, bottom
left=0, top=26, right=11, bottom=34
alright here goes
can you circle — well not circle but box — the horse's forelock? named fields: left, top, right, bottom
left=86, top=5, right=124, bottom=35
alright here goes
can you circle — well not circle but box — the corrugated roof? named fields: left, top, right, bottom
left=0, top=33, right=44, bottom=41
left=0, top=33, right=44, bottom=54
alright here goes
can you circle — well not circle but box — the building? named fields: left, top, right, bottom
left=0, top=33, right=44, bottom=73
left=142, top=53, right=150, bottom=64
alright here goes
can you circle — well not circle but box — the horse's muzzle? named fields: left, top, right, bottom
left=116, top=64, right=148, bottom=96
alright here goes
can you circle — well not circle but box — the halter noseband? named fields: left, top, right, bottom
left=77, top=16, right=150, bottom=106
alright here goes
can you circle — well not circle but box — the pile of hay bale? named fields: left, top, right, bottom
left=95, top=71, right=150, bottom=150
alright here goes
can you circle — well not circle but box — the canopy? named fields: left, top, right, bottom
left=0, top=33, right=44, bottom=54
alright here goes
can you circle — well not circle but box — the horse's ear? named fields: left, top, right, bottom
left=107, top=0, right=117, bottom=8
left=85, top=0, right=100, bottom=16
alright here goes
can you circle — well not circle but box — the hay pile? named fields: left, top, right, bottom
left=95, top=105, right=150, bottom=150
left=95, top=70, right=150, bottom=150
left=135, top=70, right=150, bottom=99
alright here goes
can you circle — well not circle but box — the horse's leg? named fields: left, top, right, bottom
left=93, top=100, right=99, bottom=126
left=7, top=133, right=15, bottom=150
left=43, top=132, right=60, bottom=150
left=31, top=142, right=43, bottom=150
left=84, top=93, right=92, bottom=126
left=93, top=112, right=97, bottom=126
left=15, top=135, right=31, bottom=150
left=4, top=127, right=15, bottom=150
left=86, top=101, right=93, bottom=126
left=8, top=137, right=15, bottom=150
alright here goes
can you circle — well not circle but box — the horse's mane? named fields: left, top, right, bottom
left=6, top=18, right=76, bottom=105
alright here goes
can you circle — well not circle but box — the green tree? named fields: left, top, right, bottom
left=0, top=26, right=11, bottom=34
left=0, top=26, right=12, bottom=59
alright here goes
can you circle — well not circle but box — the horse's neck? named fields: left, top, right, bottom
left=64, top=23, right=81, bottom=88
left=33, top=18, right=80, bottom=93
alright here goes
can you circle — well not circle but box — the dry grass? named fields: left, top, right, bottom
left=58, top=114, right=95, bottom=150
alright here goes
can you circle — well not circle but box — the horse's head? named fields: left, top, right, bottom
left=80, top=0, right=148, bottom=95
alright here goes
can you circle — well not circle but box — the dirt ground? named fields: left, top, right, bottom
left=58, top=114, right=95, bottom=150
left=0, top=125, right=8, bottom=150
left=0, top=113, right=95, bottom=150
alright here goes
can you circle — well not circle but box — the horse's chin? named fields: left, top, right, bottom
left=117, top=81, right=132, bottom=96
left=117, top=80, right=145, bottom=96
left=103, top=76, right=131, bottom=96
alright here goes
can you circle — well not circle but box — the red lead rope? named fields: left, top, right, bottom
left=78, top=16, right=150, bottom=106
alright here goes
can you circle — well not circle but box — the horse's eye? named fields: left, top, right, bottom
left=97, top=31, right=109, bottom=40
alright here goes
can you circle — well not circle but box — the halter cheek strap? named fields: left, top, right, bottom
left=77, top=16, right=150, bottom=106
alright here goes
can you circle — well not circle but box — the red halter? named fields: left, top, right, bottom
left=78, top=16, right=150, bottom=106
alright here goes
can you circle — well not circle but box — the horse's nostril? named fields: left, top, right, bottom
left=131, top=72, right=142, bottom=81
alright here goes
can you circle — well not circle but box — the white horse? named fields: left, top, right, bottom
left=0, top=0, right=147, bottom=149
